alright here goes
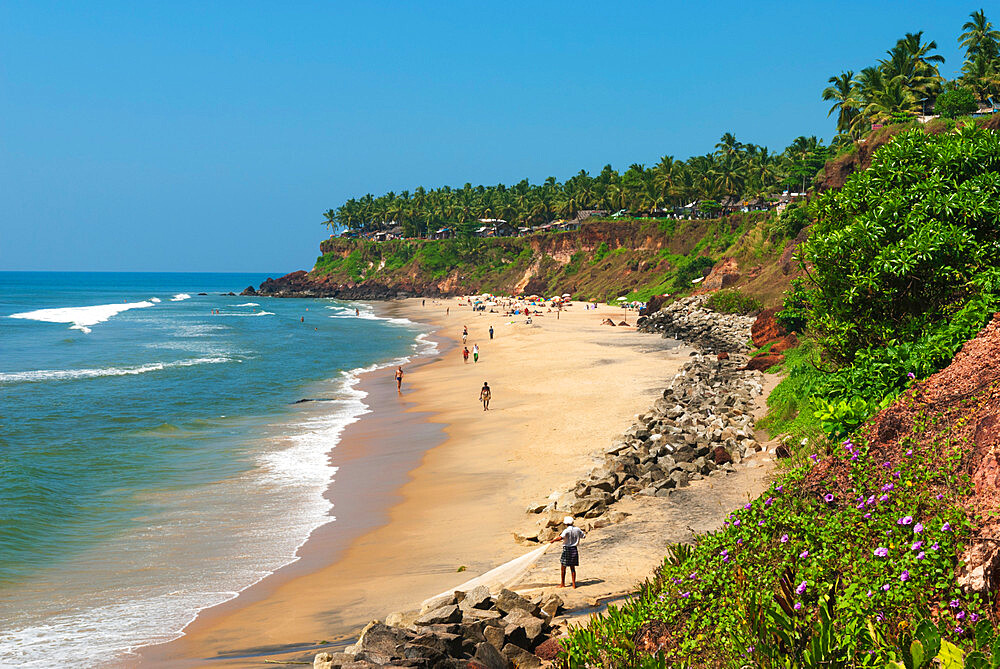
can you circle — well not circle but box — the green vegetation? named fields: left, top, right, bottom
left=564, top=419, right=975, bottom=666
left=705, top=289, right=763, bottom=315
left=322, top=134, right=829, bottom=237
left=822, top=11, right=999, bottom=146
left=934, top=86, right=979, bottom=118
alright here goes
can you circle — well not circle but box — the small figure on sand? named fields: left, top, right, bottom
left=394, top=366, right=404, bottom=392
left=472, top=343, right=479, bottom=363
left=462, top=326, right=468, bottom=344
left=463, top=346, right=470, bottom=363
left=446, top=307, right=450, bottom=316
left=489, top=325, right=494, bottom=340
left=550, top=516, right=585, bottom=588
left=480, top=382, right=491, bottom=411
left=422, top=299, right=425, bottom=307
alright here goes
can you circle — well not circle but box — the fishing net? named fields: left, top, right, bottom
left=421, top=544, right=550, bottom=610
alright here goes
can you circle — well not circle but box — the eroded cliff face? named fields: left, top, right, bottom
left=244, top=215, right=798, bottom=302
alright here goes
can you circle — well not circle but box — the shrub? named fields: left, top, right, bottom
left=934, top=87, right=978, bottom=119
left=672, top=256, right=715, bottom=291
left=776, top=277, right=811, bottom=333
left=705, top=289, right=762, bottom=315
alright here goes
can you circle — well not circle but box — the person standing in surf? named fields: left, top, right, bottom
left=394, top=366, right=404, bottom=392
left=480, top=382, right=491, bottom=410
left=550, top=516, right=585, bottom=588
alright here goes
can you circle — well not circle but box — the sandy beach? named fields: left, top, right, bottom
left=136, top=297, right=772, bottom=667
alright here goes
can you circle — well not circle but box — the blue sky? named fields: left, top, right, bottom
left=0, top=1, right=977, bottom=272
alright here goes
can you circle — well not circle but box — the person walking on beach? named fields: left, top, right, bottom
left=446, top=307, right=450, bottom=316
left=472, top=343, right=479, bottom=362
left=463, top=347, right=470, bottom=363
left=462, top=326, right=468, bottom=344
left=489, top=325, right=494, bottom=340
left=422, top=299, right=425, bottom=307
left=394, top=366, right=404, bottom=392
left=550, top=516, right=585, bottom=588
left=480, top=382, right=491, bottom=411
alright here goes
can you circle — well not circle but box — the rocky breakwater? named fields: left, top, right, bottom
left=635, top=295, right=757, bottom=354
left=313, top=586, right=565, bottom=669
left=240, top=271, right=410, bottom=300
left=515, top=352, right=765, bottom=544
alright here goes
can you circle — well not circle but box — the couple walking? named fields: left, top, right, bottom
left=462, top=344, right=480, bottom=363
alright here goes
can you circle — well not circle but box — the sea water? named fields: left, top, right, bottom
left=0, top=272, right=431, bottom=667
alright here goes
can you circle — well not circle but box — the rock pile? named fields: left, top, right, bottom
left=636, top=295, right=757, bottom=353
left=516, top=353, right=765, bottom=543
left=314, top=586, right=564, bottom=669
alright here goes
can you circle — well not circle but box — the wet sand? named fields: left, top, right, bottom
left=135, top=299, right=698, bottom=667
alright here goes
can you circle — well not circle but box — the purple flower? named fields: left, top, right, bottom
left=950, top=599, right=960, bottom=608
left=907, top=372, right=916, bottom=380
left=971, top=613, right=980, bottom=623
left=681, top=591, right=691, bottom=598
left=799, top=550, right=809, bottom=558
left=906, top=449, right=913, bottom=456
left=900, top=570, right=910, bottom=582
left=780, top=534, right=789, bottom=543
left=737, top=538, right=743, bottom=545
left=796, top=581, right=807, bottom=595
left=911, top=541, right=923, bottom=551
left=882, top=584, right=891, bottom=592
left=898, top=516, right=913, bottom=526
left=793, top=602, right=802, bottom=611
left=876, top=612, right=885, bottom=621
left=867, top=495, right=875, bottom=504
left=935, top=493, right=943, bottom=500
left=916, top=551, right=926, bottom=560
left=864, top=513, right=872, bottom=519
left=881, top=483, right=894, bottom=492
left=689, top=572, right=698, bottom=579
left=744, top=503, right=751, bottom=510
left=942, top=522, right=951, bottom=531
left=874, top=547, right=888, bottom=558
left=879, top=494, right=889, bottom=502
left=931, top=542, right=940, bottom=550
left=955, top=627, right=964, bottom=635
left=824, top=493, right=835, bottom=503
left=765, top=497, right=774, bottom=506
left=883, top=461, right=891, bottom=468
left=758, top=520, right=765, bottom=526
left=776, top=485, right=783, bottom=492
left=733, top=519, right=740, bottom=527
left=914, top=523, right=923, bottom=534
left=956, top=611, right=966, bottom=620
left=866, top=589, right=874, bottom=598
left=856, top=502, right=865, bottom=509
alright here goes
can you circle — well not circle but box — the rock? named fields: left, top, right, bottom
left=314, top=652, right=350, bottom=669
left=717, top=352, right=729, bottom=360
left=351, top=622, right=416, bottom=664
left=710, top=445, right=733, bottom=465
left=484, top=624, right=506, bottom=651
left=669, top=470, right=690, bottom=488
left=743, top=352, right=784, bottom=371
left=503, top=610, right=545, bottom=648
left=474, top=641, right=512, bottom=669
left=460, top=585, right=494, bottom=611
left=495, top=589, right=534, bottom=615
left=502, top=643, right=543, bottom=668
left=241, top=285, right=257, bottom=296
left=539, top=593, right=564, bottom=619
left=751, top=307, right=787, bottom=346
left=415, top=604, right=463, bottom=626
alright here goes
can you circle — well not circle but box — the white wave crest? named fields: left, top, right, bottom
left=236, top=302, right=260, bottom=307
left=149, top=297, right=162, bottom=303
left=9, top=301, right=156, bottom=334
left=0, top=357, right=231, bottom=384
left=170, top=293, right=191, bottom=302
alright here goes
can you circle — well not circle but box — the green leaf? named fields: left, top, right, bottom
left=939, top=639, right=967, bottom=669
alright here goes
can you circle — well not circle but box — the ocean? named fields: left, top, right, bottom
left=0, top=272, right=431, bottom=667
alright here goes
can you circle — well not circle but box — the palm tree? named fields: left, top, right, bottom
left=822, top=71, right=859, bottom=136
left=960, top=10, right=1000, bottom=60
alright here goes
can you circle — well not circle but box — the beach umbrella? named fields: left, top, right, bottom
left=616, top=296, right=628, bottom=301
left=562, top=293, right=570, bottom=297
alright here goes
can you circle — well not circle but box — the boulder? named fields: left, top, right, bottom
left=414, top=604, right=463, bottom=626
left=484, top=624, right=506, bottom=651
left=503, top=610, right=545, bottom=649
left=495, top=589, right=534, bottom=615
left=534, top=637, right=563, bottom=661
left=502, top=643, right=543, bottom=668
left=751, top=307, right=787, bottom=346
left=313, top=652, right=351, bottom=669
left=539, top=593, right=564, bottom=619
left=710, top=445, right=733, bottom=466
left=743, top=352, right=784, bottom=371
left=473, top=641, right=512, bottom=669
left=459, top=585, right=494, bottom=611
left=351, top=622, right=416, bottom=664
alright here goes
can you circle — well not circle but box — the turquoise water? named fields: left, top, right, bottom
left=0, top=272, right=430, bottom=666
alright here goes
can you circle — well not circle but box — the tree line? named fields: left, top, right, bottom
left=324, top=135, right=828, bottom=237
left=823, top=9, right=1000, bottom=142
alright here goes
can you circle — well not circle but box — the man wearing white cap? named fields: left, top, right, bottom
left=549, top=516, right=585, bottom=588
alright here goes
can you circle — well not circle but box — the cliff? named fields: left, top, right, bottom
left=245, top=214, right=803, bottom=306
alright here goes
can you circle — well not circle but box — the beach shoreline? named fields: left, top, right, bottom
left=134, top=297, right=763, bottom=667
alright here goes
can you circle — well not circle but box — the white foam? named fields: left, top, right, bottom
left=170, top=293, right=191, bottom=302
left=213, top=311, right=274, bottom=317
left=236, top=302, right=260, bottom=307
left=9, top=301, right=156, bottom=333
left=149, top=297, right=162, bottom=303
left=0, top=357, right=231, bottom=384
